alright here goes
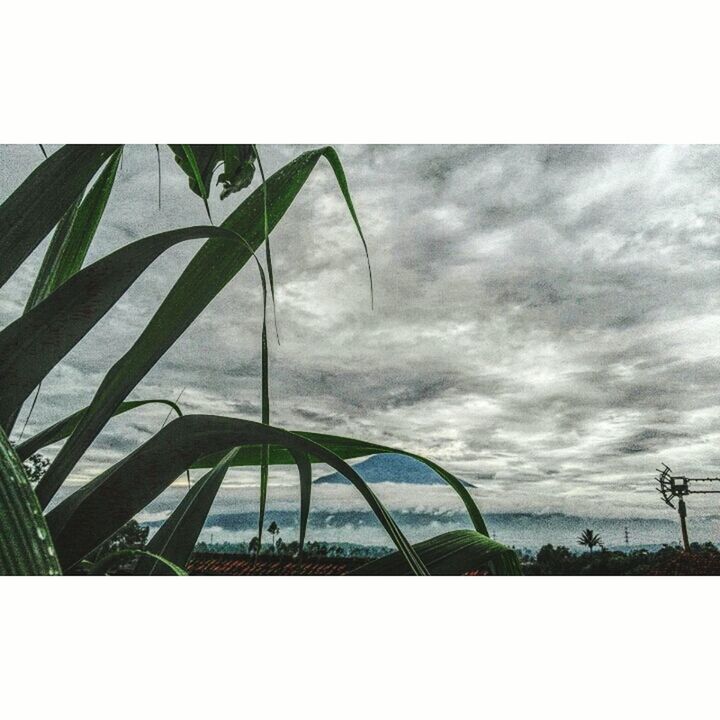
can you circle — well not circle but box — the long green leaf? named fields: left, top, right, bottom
left=15, top=399, right=183, bottom=461
left=25, top=199, right=80, bottom=310
left=179, top=144, right=212, bottom=221
left=40, top=147, right=369, bottom=514
left=168, top=145, right=219, bottom=199
left=290, top=449, right=312, bottom=558
left=0, top=424, right=60, bottom=575
left=0, top=145, right=120, bottom=289
left=0, top=225, right=241, bottom=441
left=24, top=148, right=123, bottom=312
left=194, top=431, right=489, bottom=536
left=45, top=415, right=428, bottom=575
left=349, top=530, right=522, bottom=576
left=258, top=311, right=270, bottom=549
left=135, top=448, right=237, bottom=575
left=90, top=549, right=186, bottom=576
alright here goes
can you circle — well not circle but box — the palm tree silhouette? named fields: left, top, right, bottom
left=577, top=528, right=603, bottom=553
left=267, top=521, right=280, bottom=549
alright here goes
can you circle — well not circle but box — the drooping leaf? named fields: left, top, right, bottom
left=40, top=148, right=370, bottom=514
left=0, top=225, right=243, bottom=441
left=89, top=549, right=186, bottom=576
left=24, top=148, right=123, bottom=312
left=0, top=145, right=120, bottom=289
left=0, top=424, right=60, bottom=575
left=168, top=144, right=255, bottom=201
left=168, top=144, right=220, bottom=199
left=45, top=415, right=428, bottom=575
left=290, top=449, right=312, bottom=558
left=177, top=145, right=212, bottom=221
left=15, top=399, right=184, bottom=462
left=322, top=147, right=373, bottom=308
left=350, top=530, right=522, bottom=576
left=155, top=144, right=162, bottom=210
left=218, top=144, right=256, bottom=199
left=194, top=431, right=489, bottom=536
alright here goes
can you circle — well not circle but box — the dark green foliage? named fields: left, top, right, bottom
left=0, top=144, right=510, bottom=576
left=350, top=530, right=522, bottom=576
left=24, top=147, right=123, bottom=312
left=577, top=528, right=603, bottom=553
left=525, top=542, right=720, bottom=575
left=45, top=414, right=430, bottom=574
left=168, top=144, right=255, bottom=200
left=0, top=427, right=60, bottom=575
left=536, top=543, right=572, bottom=568
left=0, top=145, right=119, bottom=290
left=86, top=519, right=149, bottom=562
left=22, top=451, right=49, bottom=484
left=267, top=521, right=280, bottom=548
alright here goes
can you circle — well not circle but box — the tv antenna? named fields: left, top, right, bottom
left=655, top=463, right=720, bottom=551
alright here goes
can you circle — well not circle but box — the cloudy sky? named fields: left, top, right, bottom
left=3, top=144, right=720, bottom=519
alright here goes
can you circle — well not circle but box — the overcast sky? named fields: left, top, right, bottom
left=2, top=144, right=720, bottom=518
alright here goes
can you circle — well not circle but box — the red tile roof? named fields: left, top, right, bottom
left=187, top=553, right=491, bottom=576
left=187, top=553, right=368, bottom=576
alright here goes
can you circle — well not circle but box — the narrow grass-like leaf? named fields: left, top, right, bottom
left=15, top=399, right=183, bottom=461
left=136, top=448, right=237, bottom=575
left=258, top=317, right=270, bottom=549
left=252, top=144, right=279, bottom=341
left=0, top=225, right=240, bottom=439
left=24, top=199, right=80, bottom=310
left=89, top=549, right=186, bottom=576
left=322, top=147, right=373, bottom=308
left=180, top=144, right=212, bottom=222
left=349, top=530, right=522, bottom=576
left=0, top=424, right=60, bottom=575
left=24, top=148, right=123, bottom=312
left=195, top=430, right=489, bottom=536
left=155, top=144, right=162, bottom=210
left=46, top=415, right=428, bottom=575
left=0, top=145, right=120, bottom=289
left=289, top=449, right=312, bottom=558
left=168, top=145, right=219, bottom=197
left=40, top=147, right=370, bottom=516
left=16, top=382, right=43, bottom=443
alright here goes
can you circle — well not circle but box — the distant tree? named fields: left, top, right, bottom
left=536, top=544, right=572, bottom=567
left=85, top=519, right=150, bottom=568
left=577, top=529, right=603, bottom=554
left=23, top=451, right=50, bottom=483
left=267, top=521, right=280, bottom=549
left=248, top=536, right=260, bottom=555
left=275, top=538, right=286, bottom=555
left=9, top=444, right=50, bottom=484
left=284, top=540, right=300, bottom=557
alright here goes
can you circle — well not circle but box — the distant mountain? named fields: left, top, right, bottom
left=314, top=453, right=474, bottom=487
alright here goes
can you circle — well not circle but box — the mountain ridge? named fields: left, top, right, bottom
left=314, top=453, right=475, bottom=487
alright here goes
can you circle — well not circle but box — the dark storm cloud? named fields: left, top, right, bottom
left=3, top=144, right=720, bottom=515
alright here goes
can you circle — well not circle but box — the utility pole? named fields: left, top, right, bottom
left=678, top=498, right=690, bottom=552
left=655, top=463, right=720, bottom=552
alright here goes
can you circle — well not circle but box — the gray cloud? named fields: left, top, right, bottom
left=3, top=144, right=720, bottom=518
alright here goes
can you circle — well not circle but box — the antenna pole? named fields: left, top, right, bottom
left=678, top=498, right=690, bottom=552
